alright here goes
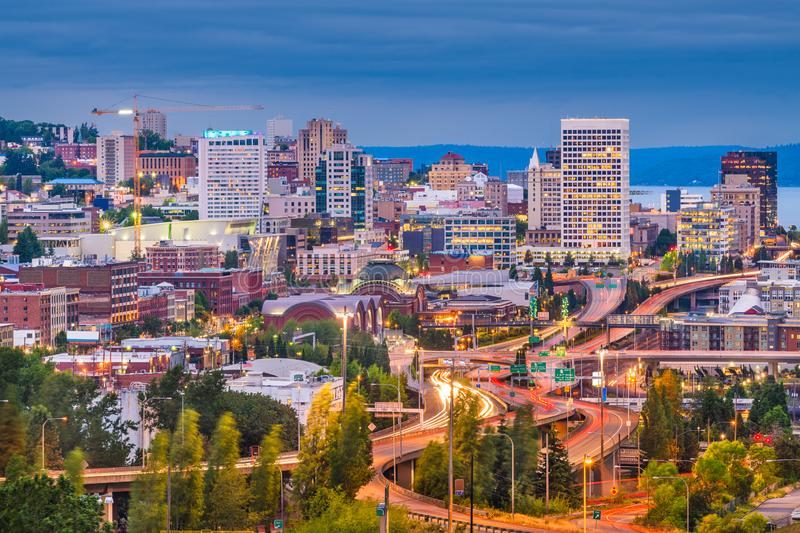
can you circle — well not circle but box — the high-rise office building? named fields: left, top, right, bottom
left=678, top=203, right=737, bottom=258
left=315, top=144, right=373, bottom=230
left=96, top=132, right=134, bottom=190
left=297, top=119, right=348, bottom=186
left=711, top=174, right=761, bottom=251
left=527, top=148, right=562, bottom=230
left=142, top=109, right=167, bottom=138
left=560, top=118, right=630, bottom=259
left=199, top=130, right=266, bottom=221
left=721, top=151, right=778, bottom=229
left=428, top=152, right=475, bottom=190
left=266, top=116, right=294, bottom=150
left=545, top=147, right=561, bottom=169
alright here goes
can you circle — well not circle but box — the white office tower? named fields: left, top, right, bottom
left=315, top=144, right=373, bottom=229
left=527, top=147, right=562, bottom=230
left=96, top=131, right=134, bottom=190
left=266, top=116, right=294, bottom=150
left=559, top=119, right=630, bottom=259
left=199, top=130, right=266, bottom=221
left=142, top=109, right=167, bottom=138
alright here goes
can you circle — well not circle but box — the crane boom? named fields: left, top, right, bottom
left=91, top=97, right=263, bottom=258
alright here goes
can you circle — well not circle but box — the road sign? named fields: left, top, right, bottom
left=611, top=486, right=618, bottom=496
left=510, top=364, right=527, bottom=374
left=367, top=422, right=377, bottom=432
left=602, top=387, right=607, bottom=402
left=555, top=346, right=566, bottom=358
left=376, top=503, right=386, bottom=517
left=374, top=402, right=402, bottom=413
left=608, top=283, right=618, bottom=289
left=455, top=478, right=465, bottom=496
left=538, top=350, right=549, bottom=357
left=273, top=518, right=284, bottom=530
left=554, top=368, right=575, bottom=382
left=531, top=362, right=546, bottom=373
left=529, top=335, right=540, bottom=345
left=595, top=282, right=605, bottom=288
left=593, top=510, right=601, bottom=520
left=538, top=311, right=550, bottom=321
left=509, top=391, right=516, bottom=398
left=488, top=364, right=502, bottom=372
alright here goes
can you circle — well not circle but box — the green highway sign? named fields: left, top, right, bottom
left=556, top=346, right=566, bottom=358
left=531, top=362, right=546, bottom=372
left=593, top=510, right=601, bottom=520
left=488, top=364, right=502, bottom=372
left=376, top=503, right=386, bottom=517
left=554, top=368, right=575, bottom=382
left=608, top=283, right=618, bottom=289
left=529, top=335, right=540, bottom=345
left=595, top=282, right=605, bottom=288
left=510, top=364, right=527, bottom=374
left=538, top=351, right=549, bottom=357
left=273, top=518, right=284, bottom=530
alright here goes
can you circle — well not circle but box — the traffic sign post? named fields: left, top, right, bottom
left=556, top=346, right=566, bottom=358
left=272, top=518, right=284, bottom=531
left=593, top=510, right=601, bottom=520
left=539, top=350, right=549, bottom=357
left=555, top=368, right=575, bottom=383
left=488, top=364, right=502, bottom=372
left=531, top=362, right=546, bottom=373
left=510, top=364, right=527, bottom=374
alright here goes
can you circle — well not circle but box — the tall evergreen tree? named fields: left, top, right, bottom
left=250, top=424, right=283, bottom=524
left=13, top=226, right=44, bottom=263
left=204, top=412, right=248, bottom=529
left=293, top=384, right=337, bottom=517
left=63, top=448, right=85, bottom=495
left=535, top=430, right=576, bottom=505
left=329, top=384, right=373, bottom=498
left=170, top=409, right=204, bottom=530
left=128, top=431, right=169, bottom=533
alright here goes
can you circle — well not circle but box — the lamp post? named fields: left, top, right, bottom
left=583, top=455, right=593, bottom=533
left=598, top=348, right=607, bottom=489
left=653, top=476, right=689, bottom=532
left=482, top=432, right=515, bottom=520
left=339, top=307, right=351, bottom=416
left=41, top=417, right=68, bottom=470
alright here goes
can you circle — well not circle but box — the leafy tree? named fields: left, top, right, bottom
left=741, top=512, right=768, bottom=533
left=639, top=461, right=686, bottom=529
left=414, top=441, right=448, bottom=500
left=508, top=404, right=539, bottom=493
left=170, top=409, right=204, bottom=531
left=204, top=412, right=249, bottom=529
left=224, top=249, right=239, bottom=269
left=0, top=402, right=26, bottom=474
left=63, top=448, right=85, bottom=495
left=563, top=251, right=575, bottom=267
left=13, top=226, right=44, bottom=263
left=53, top=330, right=67, bottom=351
left=0, top=474, right=110, bottom=533
left=693, top=440, right=752, bottom=509
left=1, top=149, right=37, bottom=175
left=0, top=218, right=7, bottom=244
left=141, top=315, right=164, bottom=337
left=293, top=490, right=425, bottom=533
left=250, top=424, right=283, bottom=524
left=128, top=431, right=169, bottom=533
left=330, top=384, right=373, bottom=497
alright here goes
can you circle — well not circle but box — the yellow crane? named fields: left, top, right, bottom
left=92, top=95, right=263, bottom=258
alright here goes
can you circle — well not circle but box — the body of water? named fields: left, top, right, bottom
left=631, top=185, right=800, bottom=228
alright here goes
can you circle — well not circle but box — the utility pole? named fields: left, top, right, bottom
left=545, top=431, right=550, bottom=514
left=341, top=307, right=348, bottom=416
left=448, top=355, right=455, bottom=533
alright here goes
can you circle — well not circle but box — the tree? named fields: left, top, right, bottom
left=63, top=448, right=85, bottom=495
left=414, top=441, right=448, bottom=500
left=330, top=384, right=373, bottom=498
left=204, top=412, right=249, bottom=529
left=250, top=424, right=283, bottom=524
left=128, top=431, right=169, bottom=533
left=170, top=409, right=204, bottom=531
left=224, top=250, right=239, bottom=269
left=293, top=384, right=337, bottom=517
left=141, top=315, right=164, bottom=337
left=0, top=402, right=26, bottom=474
left=564, top=251, right=575, bottom=267
left=0, top=218, right=7, bottom=245
left=1, top=149, right=37, bottom=175
left=0, top=474, right=110, bottom=533
left=13, top=226, right=44, bottom=263
left=535, top=430, right=575, bottom=505
left=53, top=330, right=67, bottom=351
left=741, top=512, right=768, bottom=533
left=524, top=249, right=533, bottom=265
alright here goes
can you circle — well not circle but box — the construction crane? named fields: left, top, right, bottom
left=92, top=95, right=264, bottom=258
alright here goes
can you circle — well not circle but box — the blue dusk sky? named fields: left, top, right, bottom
left=2, top=0, right=799, bottom=147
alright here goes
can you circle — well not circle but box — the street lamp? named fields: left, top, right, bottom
left=482, top=432, right=515, bottom=520
left=653, top=475, right=689, bottom=532
left=583, top=455, right=593, bottom=533
left=41, top=417, right=68, bottom=470
left=338, top=307, right=352, bottom=416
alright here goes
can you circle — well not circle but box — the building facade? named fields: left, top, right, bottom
left=199, top=130, right=266, bottom=221
left=0, top=284, right=78, bottom=345
left=721, top=151, right=778, bottom=229
left=428, top=152, right=475, bottom=191
left=373, top=158, right=413, bottom=188
left=7, top=203, right=98, bottom=243
left=141, top=109, right=167, bottom=138
left=677, top=203, right=737, bottom=258
left=145, top=241, right=221, bottom=271
left=138, top=151, right=197, bottom=191
left=314, top=144, right=373, bottom=230
left=560, top=118, right=630, bottom=258
left=527, top=150, right=562, bottom=230
left=711, top=174, right=761, bottom=251
left=297, top=119, right=348, bottom=186
left=96, top=132, right=134, bottom=189
left=266, top=116, right=293, bottom=150
left=443, top=215, right=515, bottom=269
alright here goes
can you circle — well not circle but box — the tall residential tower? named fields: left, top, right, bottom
left=721, top=151, right=778, bottom=229
left=297, top=119, right=348, bottom=186
left=315, top=144, right=373, bottom=230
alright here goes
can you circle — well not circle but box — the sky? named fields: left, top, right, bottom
left=3, top=0, right=800, bottom=147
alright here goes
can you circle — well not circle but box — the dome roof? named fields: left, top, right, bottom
left=357, top=261, right=408, bottom=283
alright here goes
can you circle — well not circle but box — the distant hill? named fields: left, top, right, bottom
left=362, top=144, right=800, bottom=186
